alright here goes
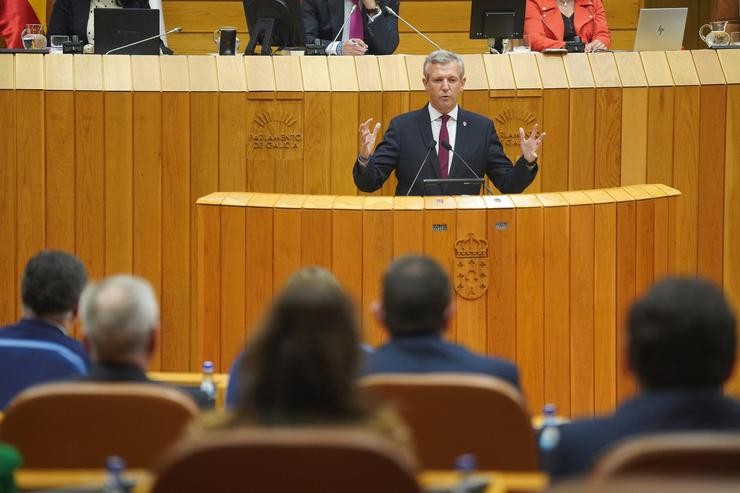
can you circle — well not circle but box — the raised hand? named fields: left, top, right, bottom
left=518, top=124, right=546, bottom=164
left=359, top=118, right=381, bottom=159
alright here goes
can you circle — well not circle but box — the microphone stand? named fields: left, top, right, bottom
left=384, top=6, right=442, bottom=51
left=105, top=26, right=183, bottom=55
left=406, top=140, right=437, bottom=196
left=440, top=140, right=494, bottom=195
left=330, top=4, right=357, bottom=46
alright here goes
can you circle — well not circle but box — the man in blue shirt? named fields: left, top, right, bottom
left=0, top=250, right=90, bottom=407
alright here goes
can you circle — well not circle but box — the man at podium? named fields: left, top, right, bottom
left=353, top=50, right=545, bottom=196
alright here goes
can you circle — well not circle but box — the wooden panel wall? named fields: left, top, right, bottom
left=160, top=0, right=641, bottom=55
left=197, top=186, right=679, bottom=416
left=1, top=51, right=738, bottom=403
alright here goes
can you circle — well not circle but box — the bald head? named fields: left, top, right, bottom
left=80, top=275, right=159, bottom=362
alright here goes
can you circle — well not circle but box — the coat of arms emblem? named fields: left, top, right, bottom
left=454, top=233, right=489, bottom=300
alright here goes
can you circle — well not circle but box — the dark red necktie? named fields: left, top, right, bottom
left=349, top=0, right=364, bottom=40
left=438, top=114, right=450, bottom=179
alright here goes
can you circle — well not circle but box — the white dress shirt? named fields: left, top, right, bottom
left=326, top=0, right=382, bottom=55
left=428, top=104, right=458, bottom=175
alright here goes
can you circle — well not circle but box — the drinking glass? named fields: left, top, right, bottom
left=20, top=24, right=47, bottom=49
left=50, top=35, right=69, bottom=54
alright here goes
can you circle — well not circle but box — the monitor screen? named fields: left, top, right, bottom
left=94, top=8, right=160, bottom=55
left=243, top=0, right=305, bottom=54
left=469, top=0, right=526, bottom=39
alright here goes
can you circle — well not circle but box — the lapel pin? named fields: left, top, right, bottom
left=463, top=121, right=467, bottom=127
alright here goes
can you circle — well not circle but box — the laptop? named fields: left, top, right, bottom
left=94, top=8, right=160, bottom=55
left=633, top=8, right=688, bottom=51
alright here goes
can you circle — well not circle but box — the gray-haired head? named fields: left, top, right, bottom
left=423, top=50, right=465, bottom=80
left=80, top=274, right=159, bottom=360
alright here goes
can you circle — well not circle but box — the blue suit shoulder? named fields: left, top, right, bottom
left=390, top=107, right=425, bottom=127
left=459, top=109, right=491, bottom=126
left=454, top=344, right=520, bottom=388
left=365, top=336, right=520, bottom=389
left=545, top=391, right=740, bottom=480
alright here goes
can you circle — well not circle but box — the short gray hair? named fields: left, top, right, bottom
left=423, top=50, right=465, bottom=79
left=80, top=274, right=159, bottom=358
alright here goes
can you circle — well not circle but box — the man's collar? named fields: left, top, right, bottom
left=21, top=317, right=69, bottom=336
left=428, top=104, right=459, bottom=121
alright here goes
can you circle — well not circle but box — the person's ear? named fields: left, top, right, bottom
left=147, top=327, right=159, bottom=358
left=371, top=300, right=386, bottom=326
left=625, top=337, right=644, bottom=391
left=441, top=301, right=456, bottom=333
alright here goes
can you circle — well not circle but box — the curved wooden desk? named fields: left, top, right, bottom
left=197, top=185, right=679, bottom=415
left=0, top=52, right=738, bottom=396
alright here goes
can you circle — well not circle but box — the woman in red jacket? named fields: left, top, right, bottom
left=525, top=0, right=611, bottom=52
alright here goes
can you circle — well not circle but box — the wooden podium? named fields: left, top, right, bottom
left=1, top=51, right=739, bottom=395
left=196, top=185, right=679, bottom=416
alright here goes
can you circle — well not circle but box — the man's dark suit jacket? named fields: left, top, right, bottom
left=82, top=361, right=214, bottom=409
left=48, top=0, right=151, bottom=45
left=363, top=334, right=520, bottom=389
left=545, top=389, right=740, bottom=480
left=353, top=105, right=537, bottom=196
left=302, top=0, right=400, bottom=55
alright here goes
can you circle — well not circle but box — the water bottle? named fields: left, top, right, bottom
left=200, top=360, right=216, bottom=402
left=453, top=453, right=477, bottom=493
left=102, top=455, right=126, bottom=493
left=538, top=403, right=560, bottom=471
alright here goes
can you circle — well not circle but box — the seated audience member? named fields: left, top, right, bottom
left=0, top=250, right=90, bottom=404
left=364, top=255, right=520, bottom=389
left=200, top=267, right=412, bottom=456
left=79, top=274, right=211, bottom=408
left=48, top=0, right=170, bottom=53
left=302, top=0, right=400, bottom=55
left=544, top=277, right=740, bottom=480
left=225, top=343, right=373, bottom=408
left=524, top=0, right=611, bottom=52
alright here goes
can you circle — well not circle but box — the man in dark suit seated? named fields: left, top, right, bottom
left=363, top=255, right=520, bottom=388
left=79, top=274, right=212, bottom=409
left=544, top=277, right=740, bottom=480
left=302, top=0, right=399, bottom=55
left=354, top=49, right=545, bottom=196
left=0, top=250, right=90, bottom=407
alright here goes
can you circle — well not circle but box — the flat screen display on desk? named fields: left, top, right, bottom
left=94, top=8, right=160, bottom=55
left=469, top=0, right=526, bottom=39
left=243, top=0, right=305, bottom=55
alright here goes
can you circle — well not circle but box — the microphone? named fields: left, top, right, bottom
left=406, top=140, right=437, bottom=196
left=384, top=6, right=442, bottom=51
left=105, top=26, right=183, bottom=55
left=331, top=4, right=357, bottom=45
left=440, top=140, right=494, bottom=195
